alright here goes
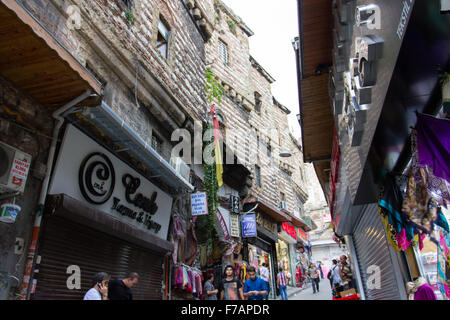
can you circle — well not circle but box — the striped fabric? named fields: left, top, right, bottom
left=278, top=272, right=287, bottom=286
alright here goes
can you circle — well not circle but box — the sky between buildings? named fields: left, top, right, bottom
left=221, top=0, right=302, bottom=140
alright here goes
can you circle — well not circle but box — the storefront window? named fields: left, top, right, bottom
left=248, top=244, right=275, bottom=298
left=276, top=239, right=292, bottom=286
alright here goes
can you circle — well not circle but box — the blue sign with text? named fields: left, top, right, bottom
left=242, top=214, right=257, bottom=238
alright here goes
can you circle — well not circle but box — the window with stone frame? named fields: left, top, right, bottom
left=157, top=17, right=170, bottom=59
left=255, top=165, right=261, bottom=188
left=218, top=39, right=229, bottom=65
left=254, top=92, right=262, bottom=113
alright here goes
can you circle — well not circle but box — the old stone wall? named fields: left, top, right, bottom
left=0, top=79, right=53, bottom=300
left=19, top=0, right=208, bottom=158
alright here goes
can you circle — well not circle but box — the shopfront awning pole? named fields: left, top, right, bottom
left=19, top=90, right=94, bottom=299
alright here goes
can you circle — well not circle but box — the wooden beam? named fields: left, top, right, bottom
left=0, top=0, right=102, bottom=95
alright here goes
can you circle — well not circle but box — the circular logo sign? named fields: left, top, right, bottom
left=79, top=153, right=115, bottom=204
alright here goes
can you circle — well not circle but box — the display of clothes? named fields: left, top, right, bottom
left=378, top=113, right=450, bottom=252
left=172, top=264, right=204, bottom=299
left=437, top=227, right=450, bottom=299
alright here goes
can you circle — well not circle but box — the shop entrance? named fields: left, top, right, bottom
left=32, top=216, right=164, bottom=300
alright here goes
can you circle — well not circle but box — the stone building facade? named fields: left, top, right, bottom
left=0, top=0, right=209, bottom=300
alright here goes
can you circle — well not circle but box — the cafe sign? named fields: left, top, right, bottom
left=48, top=125, right=173, bottom=240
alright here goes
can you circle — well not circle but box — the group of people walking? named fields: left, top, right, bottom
left=83, top=272, right=139, bottom=300
left=203, top=263, right=295, bottom=301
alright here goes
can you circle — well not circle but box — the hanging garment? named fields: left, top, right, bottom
left=415, top=113, right=450, bottom=184
left=403, top=167, right=436, bottom=234
left=172, top=216, right=187, bottom=264
left=185, top=218, right=199, bottom=266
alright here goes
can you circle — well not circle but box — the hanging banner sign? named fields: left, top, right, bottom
left=230, top=214, right=240, bottom=238
left=191, top=192, right=208, bottom=216
left=217, top=208, right=231, bottom=241
left=242, top=214, right=257, bottom=238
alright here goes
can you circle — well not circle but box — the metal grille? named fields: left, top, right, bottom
left=32, top=216, right=164, bottom=300
left=352, top=204, right=402, bottom=300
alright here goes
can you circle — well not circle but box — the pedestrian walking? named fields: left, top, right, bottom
left=276, top=266, right=288, bottom=300
left=259, top=263, right=270, bottom=300
left=328, top=259, right=343, bottom=298
left=243, top=266, right=268, bottom=300
left=83, top=272, right=110, bottom=300
left=339, top=255, right=354, bottom=290
left=219, top=265, right=244, bottom=300
left=308, top=263, right=320, bottom=294
left=203, top=273, right=218, bottom=300
left=318, top=261, right=324, bottom=279
left=108, top=272, right=139, bottom=300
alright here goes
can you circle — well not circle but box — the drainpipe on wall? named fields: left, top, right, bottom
left=19, top=89, right=94, bottom=300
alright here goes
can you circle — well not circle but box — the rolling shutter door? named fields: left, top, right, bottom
left=32, top=216, right=163, bottom=300
left=352, top=204, right=402, bottom=300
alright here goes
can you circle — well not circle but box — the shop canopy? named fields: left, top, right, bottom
left=245, top=197, right=292, bottom=224
left=79, top=101, right=195, bottom=193
left=0, top=0, right=102, bottom=109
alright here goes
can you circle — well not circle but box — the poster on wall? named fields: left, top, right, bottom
left=242, top=214, right=257, bottom=238
left=191, top=192, right=208, bottom=216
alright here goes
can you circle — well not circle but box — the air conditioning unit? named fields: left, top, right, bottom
left=170, top=156, right=190, bottom=182
left=0, top=141, right=32, bottom=194
left=279, top=201, right=289, bottom=211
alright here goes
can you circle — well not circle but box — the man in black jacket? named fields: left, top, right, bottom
left=108, top=272, right=139, bottom=300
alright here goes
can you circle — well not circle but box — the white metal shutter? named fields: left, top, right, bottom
left=352, top=204, right=402, bottom=300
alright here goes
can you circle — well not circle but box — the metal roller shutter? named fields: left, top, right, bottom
left=352, top=204, right=402, bottom=300
left=32, top=216, right=164, bottom=300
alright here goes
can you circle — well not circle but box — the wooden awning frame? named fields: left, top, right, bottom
left=0, top=0, right=102, bottom=106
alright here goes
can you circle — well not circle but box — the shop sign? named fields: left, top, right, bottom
left=191, top=192, right=208, bottom=216
left=230, top=195, right=240, bottom=214
left=10, top=157, right=31, bottom=191
left=242, top=214, right=257, bottom=237
left=256, top=212, right=276, bottom=234
left=48, top=125, right=173, bottom=240
left=297, top=228, right=308, bottom=242
left=282, top=222, right=297, bottom=240
left=230, top=214, right=240, bottom=238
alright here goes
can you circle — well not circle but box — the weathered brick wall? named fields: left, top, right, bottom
left=19, top=0, right=207, bottom=156
left=0, top=79, right=53, bottom=300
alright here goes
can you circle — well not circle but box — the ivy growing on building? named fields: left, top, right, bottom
left=198, top=67, right=225, bottom=246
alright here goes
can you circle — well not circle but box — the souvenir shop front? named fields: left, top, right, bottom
left=295, top=227, right=309, bottom=288
left=277, top=222, right=298, bottom=286
left=242, top=198, right=290, bottom=299
left=32, top=121, right=192, bottom=299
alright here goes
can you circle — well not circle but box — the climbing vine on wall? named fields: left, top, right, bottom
left=198, top=67, right=224, bottom=246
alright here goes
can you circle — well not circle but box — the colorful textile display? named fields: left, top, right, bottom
left=172, top=264, right=204, bottom=298
left=437, top=227, right=450, bottom=299
left=415, top=113, right=450, bottom=184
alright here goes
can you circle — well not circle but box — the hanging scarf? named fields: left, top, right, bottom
left=415, top=113, right=450, bottom=184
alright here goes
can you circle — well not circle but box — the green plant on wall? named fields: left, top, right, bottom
left=227, top=20, right=237, bottom=35
left=201, top=122, right=220, bottom=246
left=125, top=9, right=134, bottom=24
left=205, top=67, right=224, bottom=104
left=199, top=67, right=225, bottom=246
